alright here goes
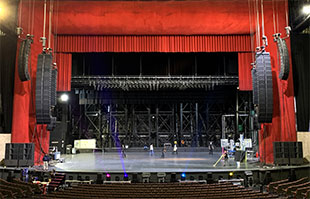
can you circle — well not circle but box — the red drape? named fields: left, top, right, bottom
left=56, top=35, right=252, bottom=53
left=56, top=53, right=72, bottom=91
left=238, top=53, right=253, bottom=91
left=12, top=1, right=50, bottom=165
left=257, top=1, right=296, bottom=163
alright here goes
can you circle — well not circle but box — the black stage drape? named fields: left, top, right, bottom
left=291, top=34, right=310, bottom=131
left=0, top=0, right=18, bottom=133
left=0, top=32, right=17, bottom=133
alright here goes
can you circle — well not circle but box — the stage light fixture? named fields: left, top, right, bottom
left=181, top=172, right=186, bottom=181
left=302, top=4, right=310, bottom=15
left=229, top=172, right=234, bottom=177
left=124, top=173, right=129, bottom=181
left=0, top=2, right=9, bottom=20
left=106, top=173, right=111, bottom=181
left=60, top=93, right=69, bottom=102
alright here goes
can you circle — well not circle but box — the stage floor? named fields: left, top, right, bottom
left=53, top=151, right=262, bottom=173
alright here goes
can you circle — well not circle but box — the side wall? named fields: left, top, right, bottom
left=297, top=132, right=310, bottom=162
left=0, top=134, right=11, bottom=161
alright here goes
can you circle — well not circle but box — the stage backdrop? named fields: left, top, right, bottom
left=12, top=0, right=295, bottom=164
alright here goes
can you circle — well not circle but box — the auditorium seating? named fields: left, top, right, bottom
left=32, top=182, right=279, bottom=199
left=12, top=178, right=42, bottom=194
left=0, top=178, right=43, bottom=199
left=3, top=178, right=310, bottom=199
left=267, top=177, right=310, bottom=198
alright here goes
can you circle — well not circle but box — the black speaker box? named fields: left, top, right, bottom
left=273, top=142, right=303, bottom=165
left=5, top=143, right=35, bottom=167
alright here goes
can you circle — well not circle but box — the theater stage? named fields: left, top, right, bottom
left=53, top=151, right=263, bottom=173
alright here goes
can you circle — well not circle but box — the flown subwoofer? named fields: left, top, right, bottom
left=35, top=53, right=53, bottom=124
left=276, top=38, right=290, bottom=80
left=255, top=52, right=273, bottom=123
left=18, top=38, right=33, bottom=81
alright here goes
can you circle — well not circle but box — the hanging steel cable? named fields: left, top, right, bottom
left=255, top=0, right=261, bottom=48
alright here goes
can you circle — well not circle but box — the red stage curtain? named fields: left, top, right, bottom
left=56, top=35, right=252, bottom=53
left=56, top=53, right=72, bottom=91
left=238, top=53, right=253, bottom=91
left=55, top=1, right=252, bottom=35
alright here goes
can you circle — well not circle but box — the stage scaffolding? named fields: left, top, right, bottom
left=69, top=75, right=254, bottom=148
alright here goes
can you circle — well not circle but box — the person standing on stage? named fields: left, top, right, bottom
left=121, top=144, right=127, bottom=158
left=223, top=149, right=228, bottom=166
left=149, top=143, right=154, bottom=156
left=161, top=146, right=167, bottom=158
left=172, top=141, right=178, bottom=155
left=209, top=141, right=214, bottom=155
left=42, top=153, right=50, bottom=171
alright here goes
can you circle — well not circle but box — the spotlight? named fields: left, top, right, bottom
left=302, top=4, right=310, bottom=15
left=124, top=173, right=128, bottom=181
left=106, top=173, right=111, bottom=181
left=181, top=172, right=186, bottom=181
left=229, top=172, right=234, bottom=177
left=60, top=93, right=69, bottom=102
left=0, top=2, right=7, bottom=19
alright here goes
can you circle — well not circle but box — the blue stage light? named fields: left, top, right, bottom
left=124, top=173, right=128, bottom=178
left=181, top=173, right=186, bottom=178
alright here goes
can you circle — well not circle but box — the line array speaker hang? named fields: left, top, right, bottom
left=35, top=53, right=53, bottom=124
left=18, top=37, right=33, bottom=81
left=276, top=38, right=290, bottom=80
left=255, top=52, right=273, bottom=123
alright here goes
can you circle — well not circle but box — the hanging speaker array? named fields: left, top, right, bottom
left=18, top=36, right=33, bottom=82
left=46, top=67, right=58, bottom=131
left=275, top=36, right=290, bottom=80
left=35, top=53, right=53, bottom=124
left=254, top=52, right=273, bottom=123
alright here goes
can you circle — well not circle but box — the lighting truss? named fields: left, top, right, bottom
left=71, top=76, right=238, bottom=90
